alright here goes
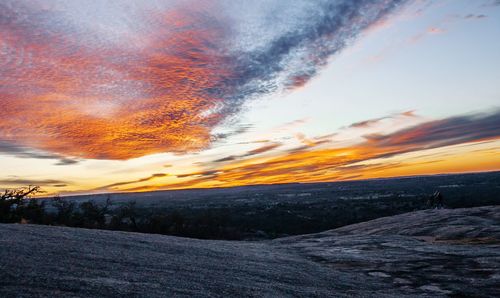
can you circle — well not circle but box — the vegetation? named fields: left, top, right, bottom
left=1, top=172, right=498, bottom=240
left=0, top=186, right=45, bottom=224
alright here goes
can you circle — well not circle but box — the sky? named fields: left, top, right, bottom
left=1, top=0, right=499, bottom=196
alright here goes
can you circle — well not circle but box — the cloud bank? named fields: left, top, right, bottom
left=0, top=0, right=406, bottom=160
left=115, top=110, right=500, bottom=192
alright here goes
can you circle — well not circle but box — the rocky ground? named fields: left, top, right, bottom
left=1, top=206, right=499, bottom=297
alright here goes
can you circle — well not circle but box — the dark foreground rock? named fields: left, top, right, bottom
left=1, top=206, right=499, bottom=297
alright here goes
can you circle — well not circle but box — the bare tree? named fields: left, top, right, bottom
left=1, top=185, right=40, bottom=201
left=0, top=185, right=41, bottom=222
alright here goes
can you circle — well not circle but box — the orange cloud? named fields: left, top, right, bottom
left=1, top=1, right=409, bottom=161
left=114, top=111, right=500, bottom=192
left=0, top=5, right=231, bottom=160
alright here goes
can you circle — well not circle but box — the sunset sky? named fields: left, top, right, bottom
left=1, top=0, right=499, bottom=195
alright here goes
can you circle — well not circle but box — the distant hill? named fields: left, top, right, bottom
left=1, top=206, right=499, bottom=297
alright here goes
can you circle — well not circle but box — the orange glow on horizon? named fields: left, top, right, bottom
left=86, top=139, right=500, bottom=196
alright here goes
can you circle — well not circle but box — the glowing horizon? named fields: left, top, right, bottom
left=1, top=0, right=499, bottom=196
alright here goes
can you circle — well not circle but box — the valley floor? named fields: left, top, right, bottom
left=1, top=206, right=499, bottom=297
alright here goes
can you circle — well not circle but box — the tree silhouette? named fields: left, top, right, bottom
left=79, top=197, right=112, bottom=228
left=0, top=185, right=41, bottom=223
left=111, top=201, right=138, bottom=230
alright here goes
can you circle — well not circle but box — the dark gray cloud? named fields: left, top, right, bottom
left=244, top=143, right=282, bottom=156
left=211, top=124, right=254, bottom=143
left=54, top=158, right=80, bottom=166
left=176, top=171, right=218, bottom=179
left=96, top=173, right=168, bottom=190
left=0, top=141, right=79, bottom=165
left=464, top=14, right=487, bottom=19
left=0, top=178, right=67, bottom=187
left=213, top=155, right=238, bottom=163
left=366, top=110, right=500, bottom=150
left=213, top=143, right=282, bottom=163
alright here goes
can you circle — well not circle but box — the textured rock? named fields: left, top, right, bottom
left=1, top=206, right=499, bottom=297
left=275, top=206, right=500, bottom=297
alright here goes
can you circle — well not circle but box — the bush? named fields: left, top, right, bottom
left=78, top=198, right=112, bottom=228
left=110, top=202, right=138, bottom=231
left=52, top=196, right=76, bottom=224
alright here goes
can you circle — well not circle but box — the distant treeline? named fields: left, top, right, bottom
left=0, top=188, right=242, bottom=239
left=1, top=184, right=498, bottom=240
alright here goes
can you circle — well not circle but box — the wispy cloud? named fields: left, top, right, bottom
left=244, top=143, right=282, bottom=156
left=364, top=111, right=500, bottom=151
left=482, top=0, right=500, bottom=7
left=348, top=110, right=417, bottom=128
left=95, top=173, right=168, bottom=190
left=0, top=178, right=68, bottom=187
left=123, top=110, right=500, bottom=192
left=0, top=0, right=408, bottom=160
left=0, top=141, right=79, bottom=166
left=463, top=14, right=487, bottom=19
left=213, top=142, right=282, bottom=163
